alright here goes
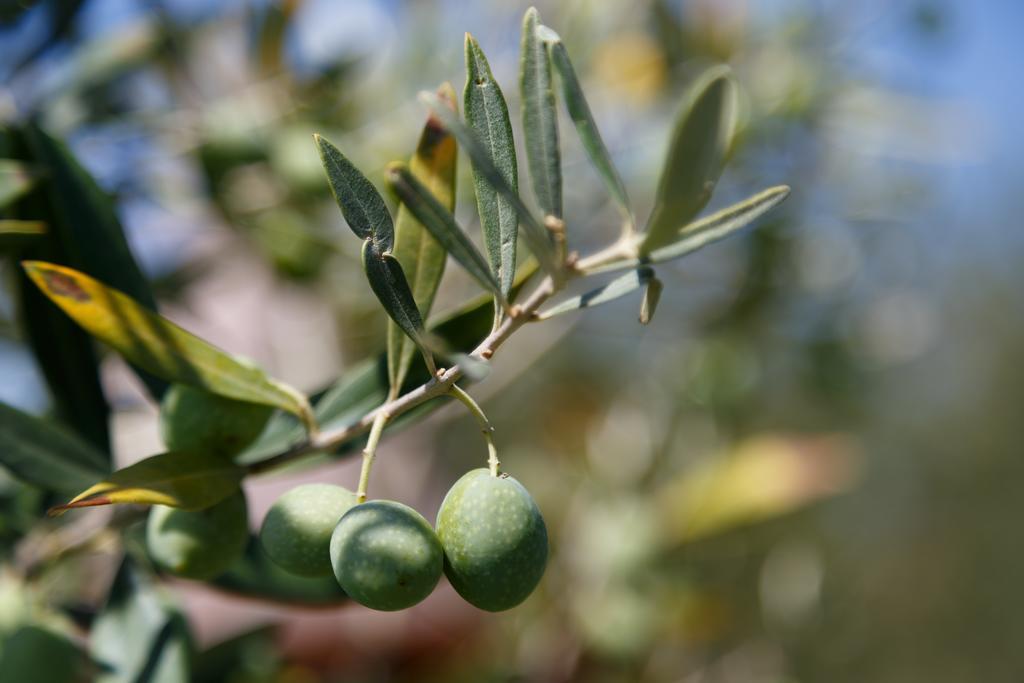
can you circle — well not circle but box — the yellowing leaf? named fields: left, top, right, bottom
left=657, top=434, right=860, bottom=543
left=50, top=451, right=244, bottom=515
left=21, top=261, right=314, bottom=431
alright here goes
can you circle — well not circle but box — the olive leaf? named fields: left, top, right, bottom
left=586, top=185, right=791, bottom=275
left=639, top=276, right=663, bottom=325
left=22, top=124, right=167, bottom=400
left=420, top=90, right=561, bottom=280
left=21, top=261, right=315, bottom=429
left=385, top=162, right=507, bottom=308
left=520, top=7, right=562, bottom=221
left=0, top=401, right=109, bottom=494
left=639, top=65, right=737, bottom=255
left=91, top=561, right=192, bottom=683
left=315, top=134, right=436, bottom=374
left=49, top=451, right=245, bottom=514
left=537, top=267, right=653, bottom=320
left=387, top=84, right=457, bottom=396
left=542, top=26, right=633, bottom=227
left=464, top=34, right=519, bottom=310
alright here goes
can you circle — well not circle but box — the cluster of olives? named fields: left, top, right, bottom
left=145, top=385, right=548, bottom=611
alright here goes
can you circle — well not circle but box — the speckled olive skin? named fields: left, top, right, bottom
left=330, top=500, right=443, bottom=611
left=146, top=490, right=249, bottom=580
left=260, top=484, right=357, bottom=577
left=436, top=469, right=548, bottom=611
left=160, top=384, right=273, bottom=456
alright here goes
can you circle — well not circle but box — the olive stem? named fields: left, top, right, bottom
left=356, top=410, right=390, bottom=502
left=448, top=384, right=500, bottom=476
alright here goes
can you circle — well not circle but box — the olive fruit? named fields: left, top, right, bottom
left=159, top=383, right=273, bottom=456
left=146, top=490, right=249, bottom=580
left=330, top=500, right=443, bottom=611
left=436, top=468, right=548, bottom=611
left=260, top=483, right=357, bottom=577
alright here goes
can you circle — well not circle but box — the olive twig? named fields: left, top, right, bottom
left=448, top=383, right=500, bottom=476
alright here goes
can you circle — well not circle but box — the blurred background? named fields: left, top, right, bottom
left=2, top=0, right=1023, bottom=681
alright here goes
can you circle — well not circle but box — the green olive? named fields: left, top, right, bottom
left=146, top=490, right=249, bottom=580
left=159, top=383, right=273, bottom=457
left=259, top=484, right=357, bottom=577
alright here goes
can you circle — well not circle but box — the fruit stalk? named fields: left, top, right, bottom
left=448, top=383, right=500, bottom=476
left=356, top=410, right=390, bottom=502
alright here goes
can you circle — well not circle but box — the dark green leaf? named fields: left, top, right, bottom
left=212, top=537, right=347, bottom=605
left=520, top=7, right=562, bottom=220
left=314, top=134, right=393, bottom=251
left=91, top=562, right=193, bottom=683
left=361, top=240, right=435, bottom=374
left=590, top=186, right=791, bottom=274
left=387, top=85, right=457, bottom=395
left=0, top=401, right=109, bottom=494
left=639, top=66, right=737, bottom=254
left=420, top=91, right=561, bottom=280
left=464, top=34, right=519, bottom=304
left=386, top=162, right=505, bottom=305
left=23, top=124, right=167, bottom=399
left=22, top=261, right=314, bottom=429
left=639, top=276, right=663, bottom=325
left=50, top=451, right=244, bottom=514
left=537, top=268, right=653, bottom=320
left=0, top=159, right=38, bottom=208
left=543, top=29, right=633, bottom=226
left=0, top=625, right=91, bottom=683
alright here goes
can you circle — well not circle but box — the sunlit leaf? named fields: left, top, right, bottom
left=657, top=434, right=861, bottom=543
left=212, top=537, right=347, bottom=605
left=420, top=91, right=560, bottom=280
left=0, top=220, right=46, bottom=249
left=542, top=28, right=633, bottom=227
left=586, top=186, right=791, bottom=275
left=520, top=7, right=562, bottom=220
left=386, top=162, right=505, bottom=305
left=91, top=561, right=192, bottom=683
left=50, top=451, right=244, bottom=514
left=464, top=34, right=519, bottom=309
left=387, top=84, right=458, bottom=396
left=639, top=66, right=737, bottom=254
left=639, top=276, right=663, bottom=325
left=0, top=401, right=109, bottom=494
left=537, top=267, right=653, bottom=320
left=0, top=159, right=38, bottom=208
left=21, top=261, right=314, bottom=428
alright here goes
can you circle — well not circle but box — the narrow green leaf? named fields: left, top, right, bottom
left=0, top=625, right=91, bottom=682
left=361, top=240, right=435, bottom=374
left=587, top=186, right=791, bottom=275
left=0, top=401, right=109, bottom=494
left=23, top=124, right=167, bottom=399
left=91, top=562, right=193, bottom=683
left=386, top=162, right=505, bottom=305
left=543, top=29, right=633, bottom=226
left=21, top=261, right=314, bottom=426
left=314, top=134, right=393, bottom=251
left=0, top=220, right=46, bottom=250
left=639, top=66, right=738, bottom=255
left=639, top=276, right=663, bottom=325
left=420, top=91, right=560, bottom=280
left=537, top=267, right=653, bottom=320
left=520, top=7, right=562, bottom=220
left=50, top=451, right=244, bottom=514
left=0, top=159, right=38, bottom=208
left=387, top=85, right=457, bottom=395
left=212, top=538, right=348, bottom=605
left=464, top=34, right=519, bottom=303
